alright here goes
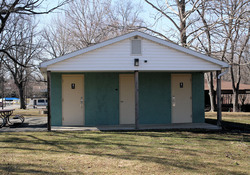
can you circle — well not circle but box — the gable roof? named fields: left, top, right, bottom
left=40, top=31, right=229, bottom=69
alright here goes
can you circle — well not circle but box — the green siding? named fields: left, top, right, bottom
left=51, top=73, right=62, bottom=126
left=192, top=72, right=205, bottom=123
left=49, top=72, right=204, bottom=126
left=139, top=72, right=171, bottom=124
left=85, top=73, right=119, bottom=126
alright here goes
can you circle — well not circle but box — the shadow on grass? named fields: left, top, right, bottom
left=8, top=123, right=47, bottom=128
left=0, top=131, right=249, bottom=174
left=206, top=118, right=250, bottom=133
left=83, top=152, right=248, bottom=175
left=110, top=130, right=250, bottom=143
left=0, top=163, right=65, bottom=175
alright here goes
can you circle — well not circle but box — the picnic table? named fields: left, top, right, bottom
left=0, top=109, right=24, bottom=127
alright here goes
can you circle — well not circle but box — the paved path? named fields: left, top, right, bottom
left=52, top=123, right=221, bottom=131
left=0, top=117, right=47, bottom=132
left=2, top=104, right=20, bottom=110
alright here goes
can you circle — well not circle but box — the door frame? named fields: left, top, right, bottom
left=62, top=74, right=85, bottom=126
left=171, top=74, right=192, bottom=123
left=119, top=74, right=135, bottom=125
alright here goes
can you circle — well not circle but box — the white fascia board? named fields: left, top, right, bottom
left=46, top=69, right=220, bottom=73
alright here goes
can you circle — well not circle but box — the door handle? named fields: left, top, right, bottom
left=172, top=96, right=175, bottom=107
left=80, top=97, right=84, bottom=108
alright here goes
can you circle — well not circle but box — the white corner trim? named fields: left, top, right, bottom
left=40, top=31, right=229, bottom=68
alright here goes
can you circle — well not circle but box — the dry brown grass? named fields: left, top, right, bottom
left=206, top=112, right=250, bottom=124
left=12, top=109, right=46, bottom=118
left=0, top=131, right=249, bottom=174
left=0, top=111, right=249, bottom=174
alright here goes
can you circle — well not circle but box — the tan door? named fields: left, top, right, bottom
left=119, top=74, right=135, bottom=124
left=62, top=74, right=84, bottom=126
left=171, top=74, right=192, bottom=123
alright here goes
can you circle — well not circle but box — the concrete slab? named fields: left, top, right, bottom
left=1, top=116, right=221, bottom=132
left=2, top=104, right=20, bottom=110
left=52, top=123, right=221, bottom=131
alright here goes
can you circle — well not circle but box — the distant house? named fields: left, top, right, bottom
left=205, top=80, right=250, bottom=111
left=32, top=85, right=47, bottom=93
left=30, top=82, right=47, bottom=98
left=40, top=31, right=228, bottom=127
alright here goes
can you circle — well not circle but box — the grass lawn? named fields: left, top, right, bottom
left=0, top=131, right=249, bottom=174
left=0, top=111, right=249, bottom=174
left=12, top=109, right=47, bottom=118
left=206, top=112, right=250, bottom=124
left=205, top=112, right=250, bottom=132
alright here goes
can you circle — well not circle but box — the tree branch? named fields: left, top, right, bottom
left=144, top=0, right=180, bottom=31
left=0, top=49, right=27, bottom=67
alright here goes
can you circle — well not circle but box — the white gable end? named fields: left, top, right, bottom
left=140, top=39, right=221, bottom=71
left=47, top=38, right=221, bottom=71
left=47, top=37, right=221, bottom=72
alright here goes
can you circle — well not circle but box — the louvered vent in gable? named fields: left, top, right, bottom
left=131, top=38, right=142, bottom=55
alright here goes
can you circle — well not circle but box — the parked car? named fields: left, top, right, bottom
left=35, top=99, right=47, bottom=106
left=29, top=98, right=47, bottom=108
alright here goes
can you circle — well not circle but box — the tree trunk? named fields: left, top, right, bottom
left=18, top=84, right=26, bottom=109
left=178, top=0, right=187, bottom=47
left=230, top=64, right=241, bottom=112
left=206, top=72, right=215, bottom=112
left=232, top=89, right=239, bottom=112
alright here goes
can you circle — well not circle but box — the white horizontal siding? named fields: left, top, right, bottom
left=47, top=38, right=221, bottom=71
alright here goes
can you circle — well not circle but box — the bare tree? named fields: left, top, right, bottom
left=107, top=0, right=144, bottom=35
left=42, top=0, right=113, bottom=56
left=144, top=0, right=204, bottom=47
left=2, top=16, right=42, bottom=109
left=42, top=0, right=144, bottom=58
left=64, top=0, right=113, bottom=49
left=0, top=0, right=68, bottom=65
left=214, top=0, right=250, bottom=112
left=190, top=1, right=219, bottom=111
left=42, top=16, right=73, bottom=59
left=143, top=0, right=219, bottom=111
left=144, top=0, right=250, bottom=112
